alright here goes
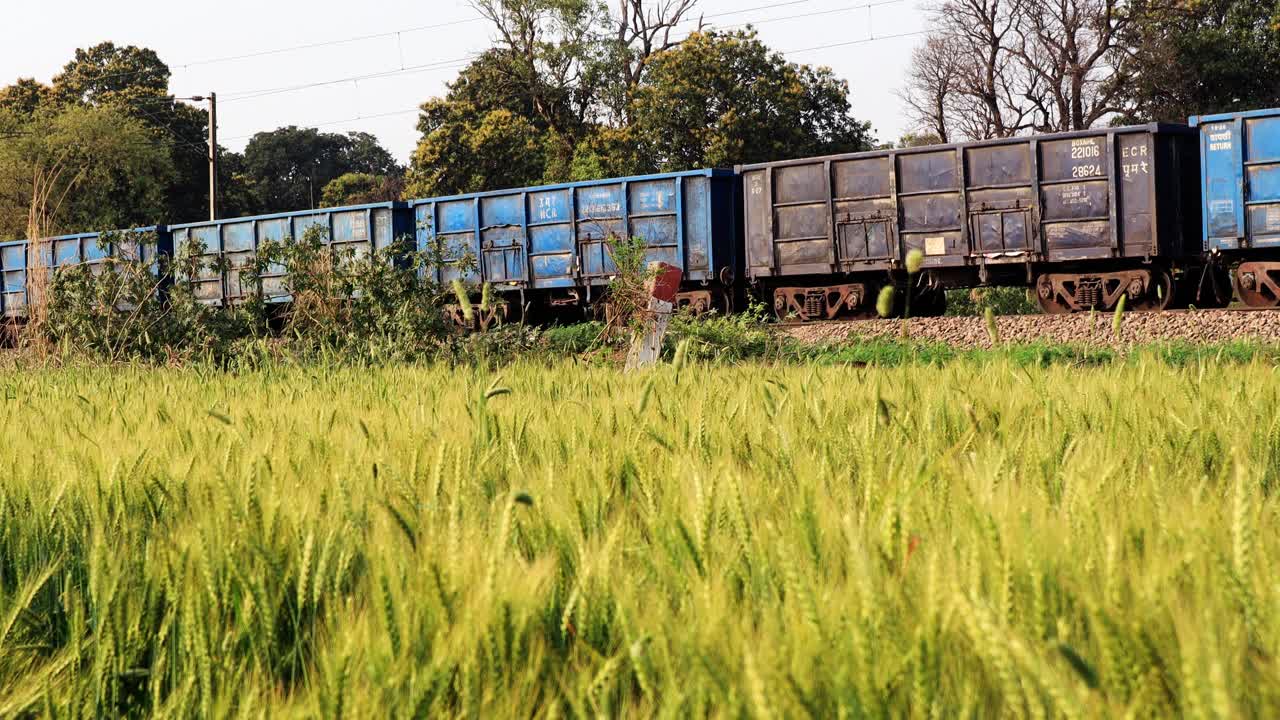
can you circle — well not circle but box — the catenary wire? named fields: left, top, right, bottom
left=216, top=0, right=912, bottom=105
left=18, top=0, right=871, bottom=91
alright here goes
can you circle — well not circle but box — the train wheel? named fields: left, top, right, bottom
left=1036, top=269, right=1172, bottom=314
left=1234, top=263, right=1280, bottom=308
left=1035, top=275, right=1073, bottom=314
left=1129, top=269, right=1175, bottom=312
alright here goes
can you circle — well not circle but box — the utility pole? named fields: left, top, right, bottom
left=189, top=93, right=219, bottom=220
left=170, top=94, right=221, bottom=220
left=207, top=93, right=218, bottom=221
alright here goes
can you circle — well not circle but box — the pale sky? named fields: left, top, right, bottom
left=4, top=0, right=930, bottom=164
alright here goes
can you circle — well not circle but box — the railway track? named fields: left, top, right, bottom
left=774, top=304, right=1280, bottom=329
left=776, top=307, right=1280, bottom=348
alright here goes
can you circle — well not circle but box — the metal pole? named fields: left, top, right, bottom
left=208, top=92, right=219, bottom=221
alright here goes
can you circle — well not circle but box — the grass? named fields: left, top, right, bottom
left=0, top=358, right=1278, bottom=717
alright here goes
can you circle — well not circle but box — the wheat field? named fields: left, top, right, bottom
left=0, top=358, right=1276, bottom=717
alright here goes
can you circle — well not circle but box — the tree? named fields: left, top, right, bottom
left=608, top=0, right=700, bottom=122
left=471, top=0, right=610, bottom=142
left=902, top=0, right=1137, bottom=139
left=242, top=127, right=400, bottom=211
left=930, top=0, right=1037, bottom=139
left=342, top=132, right=402, bottom=177
left=407, top=7, right=874, bottom=192
left=0, top=104, right=172, bottom=241
left=900, top=36, right=963, bottom=142
left=405, top=106, right=545, bottom=198
left=50, top=43, right=169, bottom=106
left=899, top=131, right=945, bottom=148
left=320, top=173, right=403, bottom=208
left=216, top=150, right=262, bottom=219
left=1013, top=0, right=1130, bottom=131
left=47, top=42, right=212, bottom=224
left=404, top=43, right=584, bottom=196
left=627, top=30, right=873, bottom=170
left=1116, top=0, right=1280, bottom=123
left=0, top=79, right=53, bottom=117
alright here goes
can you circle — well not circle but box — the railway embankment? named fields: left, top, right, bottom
left=782, top=309, right=1280, bottom=349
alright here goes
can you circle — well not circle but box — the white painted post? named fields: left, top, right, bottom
left=625, top=262, right=683, bottom=371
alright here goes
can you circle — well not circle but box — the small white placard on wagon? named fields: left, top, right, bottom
left=925, top=236, right=947, bottom=255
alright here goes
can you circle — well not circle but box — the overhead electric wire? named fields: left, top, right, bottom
left=219, top=56, right=475, bottom=104
left=179, top=17, right=485, bottom=68
left=139, top=125, right=212, bottom=156
left=786, top=28, right=929, bottom=54
left=696, top=0, right=901, bottom=26
left=217, top=105, right=422, bottom=142
left=11, top=0, right=927, bottom=149
left=15, top=0, right=923, bottom=134
left=684, top=0, right=827, bottom=22
left=737, top=0, right=904, bottom=28
left=218, top=0, right=912, bottom=106
left=69, top=0, right=834, bottom=89
left=25, top=14, right=488, bottom=90
left=19, top=0, right=876, bottom=93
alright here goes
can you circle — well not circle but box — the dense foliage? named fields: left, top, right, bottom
left=1117, top=0, right=1280, bottom=123
left=0, top=359, right=1276, bottom=716
left=406, top=26, right=873, bottom=198
left=628, top=31, right=873, bottom=170
left=319, top=172, right=405, bottom=209
left=0, top=103, right=172, bottom=241
left=901, top=0, right=1280, bottom=140
left=241, top=127, right=402, bottom=213
left=21, top=228, right=464, bottom=364
left=0, top=43, right=403, bottom=237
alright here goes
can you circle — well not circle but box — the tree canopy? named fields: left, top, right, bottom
left=628, top=30, right=872, bottom=170
left=243, top=127, right=402, bottom=212
left=320, top=172, right=405, bottom=208
left=901, top=0, right=1280, bottom=139
left=1115, top=0, right=1280, bottom=123
left=0, top=104, right=171, bottom=240
left=0, top=41, right=405, bottom=235
left=406, top=17, right=874, bottom=198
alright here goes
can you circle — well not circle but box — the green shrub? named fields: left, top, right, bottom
left=41, top=230, right=251, bottom=363
left=542, top=321, right=610, bottom=355
left=946, top=286, right=1039, bottom=316
left=665, top=307, right=781, bottom=361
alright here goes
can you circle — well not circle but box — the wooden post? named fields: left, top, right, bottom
left=625, top=262, right=683, bottom=371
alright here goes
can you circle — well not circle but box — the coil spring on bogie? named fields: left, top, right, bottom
left=1074, top=280, right=1102, bottom=309
left=804, top=291, right=824, bottom=319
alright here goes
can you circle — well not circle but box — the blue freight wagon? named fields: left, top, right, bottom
left=1191, top=107, right=1280, bottom=307
left=408, top=169, right=738, bottom=314
left=1, top=227, right=171, bottom=318
left=170, top=202, right=413, bottom=305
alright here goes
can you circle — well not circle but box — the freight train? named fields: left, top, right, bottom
left=5, top=106, right=1280, bottom=322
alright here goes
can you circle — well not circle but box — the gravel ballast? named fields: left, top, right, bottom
left=781, top=310, right=1280, bottom=349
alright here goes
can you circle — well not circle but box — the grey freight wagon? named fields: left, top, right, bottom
left=738, top=124, right=1204, bottom=318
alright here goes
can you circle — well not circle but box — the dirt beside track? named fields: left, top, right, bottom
left=780, top=310, right=1280, bottom=348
